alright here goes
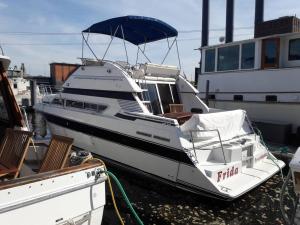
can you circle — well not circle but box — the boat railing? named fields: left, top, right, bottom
left=189, top=129, right=227, bottom=165
left=39, top=84, right=62, bottom=96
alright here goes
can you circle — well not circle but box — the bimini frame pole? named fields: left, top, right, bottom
left=82, top=32, right=99, bottom=61
left=161, top=37, right=177, bottom=65
left=175, top=39, right=182, bottom=70
left=120, top=25, right=129, bottom=64
left=137, top=44, right=151, bottom=63
left=101, top=25, right=120, bottom=61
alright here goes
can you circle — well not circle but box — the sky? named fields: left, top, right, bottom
left=0, top=0, right=300, bottom=80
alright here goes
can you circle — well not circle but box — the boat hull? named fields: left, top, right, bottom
left=0, top=163, right=106, bottom=225
left=46, top=119, right=284, bottom=201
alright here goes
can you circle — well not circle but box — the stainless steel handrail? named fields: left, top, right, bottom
left=189, top=129, right=227, bottom=165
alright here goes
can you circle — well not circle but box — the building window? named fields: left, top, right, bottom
left=289, top=38, right=300, bottom=61
left=217, top=45, right=240, bottom=71
left=265, top=95, right=277, bottom=102
left=234, top=95, right=244, bottom=101
left=204, top=49, right=215, bottom=72
left=241, top=42, right=255, bottom=69
left=13, top=83, right=18, bottom=89
left=208, top=94, right=215, bottom=100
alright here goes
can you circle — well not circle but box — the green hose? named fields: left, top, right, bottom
left=103, top=170, right=144, bottom=225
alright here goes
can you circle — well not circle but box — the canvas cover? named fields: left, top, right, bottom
left=180, top=110, right=250, bottom=141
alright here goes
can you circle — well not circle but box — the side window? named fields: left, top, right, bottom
left=147, top=84, right=162, bottom=115
left=66, top=100, right=83, bottom=109
left=241, top=42, right=255, bottom=69
left=52, top=98, right=64, bottom=106
left=289, top=38, right=300, bottom=61
left=217, top=45, right=240, bottom=71
left=157, top=84, right=173, bottom=113
left=98, top=104, right=108, bottom=112
left=170, top=84, right=180, bottom=104
left=204, top=49, right=215, bottom=72
left=84, top=102, right=97, bottom=112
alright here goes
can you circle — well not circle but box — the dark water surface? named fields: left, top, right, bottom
left=28, top=111, right=295, bottom=225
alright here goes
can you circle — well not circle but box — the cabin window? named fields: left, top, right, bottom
left=84, top=102, right=98, bottom=112
left=289, top=38, right=300, bottom=61
left=52, top=98, right=64, bottom=106
left=170, top=84, right=180, bottom=104
left=138, top=83, right=150, bottom=101
left=147, top=84, right=162, bottom=115
left=241, top=42, right=255, bottom=69
left=217, top=45, right=240, bottom=71
left=157, top=84, right=173, bottom=113
left=208, top=94, right=215, bottom=100
left=204, top=49, right=215, bottom=72
left=265, top=95, right=277, bottom=102
left=234, top=95, right=244, bottom=101
left=66, top=100, right=83, bottom=109
left=98, top=104, right=108, bottom=111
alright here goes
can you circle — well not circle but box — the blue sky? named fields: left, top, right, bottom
left=0, top=0, right=299, bottom=80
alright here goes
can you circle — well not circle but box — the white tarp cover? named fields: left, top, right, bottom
left=180, top=110, right=249, bottom=141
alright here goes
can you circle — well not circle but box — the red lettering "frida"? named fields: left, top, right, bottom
left=217, top=166, right=238, bottom=182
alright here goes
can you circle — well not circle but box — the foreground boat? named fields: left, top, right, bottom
left=36, top=16, right=285, bottom=200
left=0, top=53, right=106, bottom=225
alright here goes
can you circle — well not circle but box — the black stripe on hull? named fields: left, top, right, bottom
left=62, top=88, right=135, bottom=101
left=44, top=113, right=194, bottom=165
left=115, top=113, right=176, bottom=126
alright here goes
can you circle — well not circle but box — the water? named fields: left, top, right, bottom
left=28, top=111, right=296, bottom=225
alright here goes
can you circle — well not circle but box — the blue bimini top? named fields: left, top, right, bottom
left=82, top=15, right=178, bottom=45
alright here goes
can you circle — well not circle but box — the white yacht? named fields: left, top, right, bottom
left=197, top=0, right=300, bottom=143
left=6, top=64, right=41, bottom=107
left=0, top=53, right=106, bottom=225
left=36, top=16, right=285, bottom=200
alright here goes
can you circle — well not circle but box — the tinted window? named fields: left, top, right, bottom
left=66, top=100, right=83, bottom=109
left=52, top=98, right=64, bottom=105
left=170, top=84, right=180, bottom=104
left=234, top=95, right=244, bottom=101
left=265, top=95, right=277, bottom=102
left=205, top=49, right=215, bottom=72
left=84, top=102, right=97, bottom=111
left=157, top=84, right=173, bottom=113
left=98, top=104, right=107, bottom=111
left=147, top=84, right=162, bottom=115
left=218, top=45, right=240, bottom=71
left=289, top=38, right=300, bottom=60
left=241, top=42, right=255, bottom=69
left=263, top=39, right=277, bottom=64
left=138, top=83, right=150, bottom=101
